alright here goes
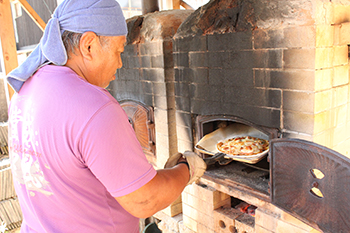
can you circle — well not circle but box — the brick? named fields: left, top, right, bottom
left=314, top=68, right=333, bottom=91
left=255, top=225, right=274, bottom=233
left=315, top=47, right=334, bottom=69
left=164, top=53, right=174, bottom=69
left=333, top=65, right=349, bottom=87
left=182, top=191, right=230, bottom=214
left=175, top=111, right=191, bottom=128
left=235, top=213, right=255, bottom=233
left=280, top=211, right=315, bottom=232
left=284, top=48, right=315, bottom=69
left=255, top=208, right=278, bottom=232
left=183, top=214, right=198, bottom=232
left=314, top=90, right=332, bottom=113
left=214, top=207, right=242, bottom=233
left=283, top=91, right=314, bottom=113
left=163, top=201, right=183, bottom=217
left=179, top=221, right=196, bottom=233
left=182, top=204, right=215, bottom=230
left=276, top=219, right=311, bottom=233
left=333, top=45, right=348, bottom=66
left=208, top=31, right=252, bottom=51
left=175, top=82, right=190, bottom=98
left=316, top=25, right=334, bottom=47
left=255, top=69, right=315, bottom=91
left=283, top=111, right=314, bottom=135
left=175, top=67, right=208, bottom=83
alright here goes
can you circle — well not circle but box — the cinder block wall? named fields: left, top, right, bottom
left=173, top=0, right=350, bottom=157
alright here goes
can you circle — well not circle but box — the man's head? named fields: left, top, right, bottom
left=7, top=0, right=128, bottom=92
left=63, top=30, right=126, bottom=88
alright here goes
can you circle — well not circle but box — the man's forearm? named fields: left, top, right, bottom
left=115, top=164, right=189, bottom=218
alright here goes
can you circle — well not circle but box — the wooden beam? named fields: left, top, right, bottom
left=0, top=0, right=18, bottom=100
left=17, top=0, right=46, bottom=32
left=180, top=1, right=194, bottom=10
left=173, top=0, right=180, bottom=9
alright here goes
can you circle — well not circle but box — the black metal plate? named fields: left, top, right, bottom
left=270, top=138, right=350, bottom=233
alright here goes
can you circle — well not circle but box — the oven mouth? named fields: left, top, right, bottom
left=195, top=115, right=279, bottom=200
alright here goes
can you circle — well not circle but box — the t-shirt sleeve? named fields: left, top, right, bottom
left=78, top=101, right=157, bottom=197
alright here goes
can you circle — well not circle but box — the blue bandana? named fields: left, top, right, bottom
left=7, top=0, right=127, bottom=92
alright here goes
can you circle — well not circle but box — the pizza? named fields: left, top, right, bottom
left=216, top=136, right=269, bottom=156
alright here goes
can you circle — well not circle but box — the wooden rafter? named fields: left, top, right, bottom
left=0, top=0, right=46, bottom=101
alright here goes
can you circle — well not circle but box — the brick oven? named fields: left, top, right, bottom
left=108, top=0, right=350, bottom=232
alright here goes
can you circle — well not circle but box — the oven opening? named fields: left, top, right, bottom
left=195, top=115, right=279, bottom=199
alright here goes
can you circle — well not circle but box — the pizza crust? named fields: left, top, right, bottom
left=217, top=136, right=269, bottom=156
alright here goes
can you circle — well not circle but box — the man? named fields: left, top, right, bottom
left=7, top=0, right=206, bottom=232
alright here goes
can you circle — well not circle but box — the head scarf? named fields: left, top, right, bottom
left=7, top=0, right=128, bottom=92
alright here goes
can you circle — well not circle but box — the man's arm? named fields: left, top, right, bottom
left=115, top=163, right=189, bottom=218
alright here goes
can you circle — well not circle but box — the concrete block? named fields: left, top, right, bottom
left=209, top=68, right=254, bottom=87
left=143, top=68, right=165, bottom=82
left=208, top=31, right=253, bottom=51
left=174, top=52, right=190, bottom=68
left=151, top=55, right=165, bottom=68
left=224, top=86, right=281, bottom=108
left=284, top=48, right=316, bottom=69
left=208, top=51, right=230, bottom=69
left=315, top=68, right=333, bottom=91
left=253, top=50, right=282, bottom=69
left=316, top=25, right=334, bottom=47
left=333, top=45, right=348, bottom=66
left=314, top=110, right=332, bottom=134
left=333, top=65, right=349, bottom=87
left=283, top=91, right=314, bottom=113
left=283, top=110, right=314, bottom=135
left=314, top=90, right=332, bottom=113
left=254, top=26, right=315, bottom=49
left=333, top=85, right=348, bottom=107
left=315, top=47, right=334, bottom=69
left=189, top=52, right=208, bottom=68
left=173, top=35, right=207, bottom=52
left=255, top=69, right=315, bottom=91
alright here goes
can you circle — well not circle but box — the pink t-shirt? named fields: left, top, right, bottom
left=8, top=65, right=157, bottom=233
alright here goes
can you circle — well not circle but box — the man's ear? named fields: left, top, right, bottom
left=79, top=31, right=98, bottom=61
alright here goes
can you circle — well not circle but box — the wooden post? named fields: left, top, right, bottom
left=18, top=0, right=46, bottom=32
left=0, top=0, right=18, bottom=101
left=173, top=0, right=180, bottom=9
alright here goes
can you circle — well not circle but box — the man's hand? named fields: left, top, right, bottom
left=165, top=151, right=207, bottom=184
